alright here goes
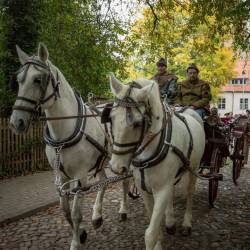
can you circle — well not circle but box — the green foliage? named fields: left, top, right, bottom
left=187, top=0, right=250, bottom=52
left=38, top=0, right=128, bottom=98
left=0, top=0, right=129, bottom=114
left=141, top=0, right=250, bottom=52
left=0, top=0, right=42, bottom=115
left=126, top=4, right=237, bottom=100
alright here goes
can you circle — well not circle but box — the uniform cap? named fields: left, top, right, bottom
left=156, top=58, right=167, bottom=67
left=187, top=63, right=199, bottom=73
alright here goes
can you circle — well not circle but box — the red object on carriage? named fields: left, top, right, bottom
left=221, top=117, right=233, bottom=125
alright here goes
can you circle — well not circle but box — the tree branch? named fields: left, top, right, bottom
left=145, top=0, right=159, bottom=32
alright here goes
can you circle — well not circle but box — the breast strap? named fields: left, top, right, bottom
left=133, top=111, right=193, bottom=193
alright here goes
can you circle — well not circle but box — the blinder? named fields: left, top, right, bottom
left=101, top=103, right=113, bottom=123
left=38, top=73, right=50, bottom=94
left=126, top=107, right=134, bottom=125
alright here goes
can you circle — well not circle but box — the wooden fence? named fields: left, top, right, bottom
left=0, top=117, right=50, bottom=177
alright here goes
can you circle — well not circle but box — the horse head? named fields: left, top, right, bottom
left=10, top=43, right=60, bottom=133
left=108, top=73, right=162, bottom=175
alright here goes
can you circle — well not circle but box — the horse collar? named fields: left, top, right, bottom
left=43, top=90, right=87, bottom=149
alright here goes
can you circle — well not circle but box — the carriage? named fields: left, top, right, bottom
left=198, top=113, right=231, bottom=207
left=199, top=112, right=250, bottom=207
left=230, top=115, right=249, bottom=184
left=10, top=43, right=246, bottom=250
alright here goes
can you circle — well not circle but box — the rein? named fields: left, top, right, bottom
left=37, top=113, right=99, bottom=121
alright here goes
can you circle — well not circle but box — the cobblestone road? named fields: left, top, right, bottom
left=0, top=165, right=250, bottom=250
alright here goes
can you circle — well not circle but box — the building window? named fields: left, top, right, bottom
left=240, top=98, right=248, bottom=110
left=231, top=78, right=248, bottom=85
left=218, top=98, right=226, bottom=109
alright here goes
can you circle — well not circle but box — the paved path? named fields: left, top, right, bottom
left=0, top=166, right=250, bottom=249
left=0, top=171, right=57, bottom=224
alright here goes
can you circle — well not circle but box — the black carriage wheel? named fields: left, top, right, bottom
left=208, top=147, right=222, bottom=207
left=232, top=138, right=244, bottom=185
left=128, top=182, right=141, bottom=199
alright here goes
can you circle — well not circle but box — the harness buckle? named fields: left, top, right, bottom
left=164, top=141, right=173, bottom=147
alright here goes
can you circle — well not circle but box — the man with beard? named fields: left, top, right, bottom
left=151, top=58, right=178, bottom=105
left=176, top=64, right=211, bottom=118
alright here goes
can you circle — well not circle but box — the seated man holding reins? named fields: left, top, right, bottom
left=151, top=58, right=178, bottom=105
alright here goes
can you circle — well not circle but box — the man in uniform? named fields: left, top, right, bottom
left=151, top=58, right=178, bottom=105
left=176, top=64, right=211, bottom=118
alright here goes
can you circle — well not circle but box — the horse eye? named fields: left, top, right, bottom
left=34, top=77, right=41, bottom=84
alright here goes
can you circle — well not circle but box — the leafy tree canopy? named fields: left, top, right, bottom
left=141, top=0, right=250, bottom=52
left=37, top=0, right=129, bottom=97
left=0, top=0, right=130, bottom=114
left=126, top=4, right=237, bottom=100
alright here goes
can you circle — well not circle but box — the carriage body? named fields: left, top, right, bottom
left=199, top=114, right=231, bottom=207
left=201, top=115, right=230, bottom=166
left=230, top=115, right=250, bottom=184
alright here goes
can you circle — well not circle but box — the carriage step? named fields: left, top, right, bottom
left=199, top=172, right=223, bottom=181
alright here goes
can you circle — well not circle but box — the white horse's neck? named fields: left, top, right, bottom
left=44, top=65, right=79, bottom=140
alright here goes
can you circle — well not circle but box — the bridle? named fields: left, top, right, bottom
left=12, top=57, right=60, bottom=120
left=107, top=81, right=159, bottom=156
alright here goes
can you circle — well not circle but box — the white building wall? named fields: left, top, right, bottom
left=216, top=92, right=250, bottom=116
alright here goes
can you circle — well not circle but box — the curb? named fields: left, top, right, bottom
left=0, top=200, right=59, bottom=226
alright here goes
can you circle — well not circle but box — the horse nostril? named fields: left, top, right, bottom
left=121, top=167, right=127, bottom=174
left=18, top=119, right=25, bottom=130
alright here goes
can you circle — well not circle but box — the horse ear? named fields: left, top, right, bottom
left=109, top=72, right=123, bottom=96
left=136, top=83, right=154, bottom=101
left=16, top=45, right=29, bottom=65
left=38, top=42, right=49, bottom=62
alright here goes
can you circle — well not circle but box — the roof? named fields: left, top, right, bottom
left=222, top=85, right=250, bottom=92
left=221, top=59, right=250, bottom=93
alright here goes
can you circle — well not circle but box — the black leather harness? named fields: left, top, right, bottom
left=107, top=81, right=194, bottom=193
left=13, top=58, right=109, bottom=180
left=43, top=92, right=109, bottom=179
left=132, top=110, right=193, bottom=192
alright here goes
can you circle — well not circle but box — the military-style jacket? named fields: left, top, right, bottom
left=176, top=79, right=211, bottom=109
left=152, top=71, right=178, bottom=105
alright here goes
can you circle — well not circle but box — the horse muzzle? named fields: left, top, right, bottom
left=109, top=162, right=128, bottom=175
left=9, top=113, right=30, bottom=134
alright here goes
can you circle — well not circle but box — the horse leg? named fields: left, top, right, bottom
left=92, top=169, right=107, bottom=229
left=118, top=178, right=130, bottom=221
left=165, top=187, right=176, bottom=235
left=181, top=172, right=197, bottom=236
left=142, top=191, right=154, bottom=219
left=145, top=186, right=172, bottom=250
left=70, top=186, right=86, bottom=250
left=60, top=175, right=73, bottom=228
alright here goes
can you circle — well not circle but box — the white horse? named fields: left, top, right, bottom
left=9, top=43, right=130, bottom=250
left=108, top=74, right=205, bottom=250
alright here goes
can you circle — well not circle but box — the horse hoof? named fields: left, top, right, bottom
left=92, top=217, right=103, bottom=229
left=119, top=213, right=127, bottom=221
left=80, top=229, right=87, bottom=244
left=180, top=227, right=192, bottom=236
left=166, top=225, right=176, bottom=235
